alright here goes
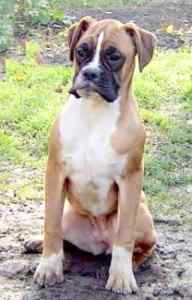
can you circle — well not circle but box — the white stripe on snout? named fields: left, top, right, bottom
left=86, top=31, right=104, bottom=70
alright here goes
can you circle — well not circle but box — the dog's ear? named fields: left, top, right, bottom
left=125, top=22, right=157, bottom=72
left=68, top=16, right=96, bottom=61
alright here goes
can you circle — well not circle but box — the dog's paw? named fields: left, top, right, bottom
left=34, top=250, right=64, bottom=287
left=105, top=245, right=138, bottom=295
left=106, top=267, right=138, bottom=294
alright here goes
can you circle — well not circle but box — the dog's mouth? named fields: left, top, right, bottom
left=69, top=79, right=119, bottom=103
left=69, top=81, right=92, bottom=99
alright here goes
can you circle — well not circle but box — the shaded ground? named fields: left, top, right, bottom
left=0, top=0, right=192, bottom=299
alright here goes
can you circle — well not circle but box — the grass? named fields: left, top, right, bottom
left=0, top=42, right=191, bottom=222
left=0, top=43, right=72, bottom=166
left=134, top=48, right=192, bottom=198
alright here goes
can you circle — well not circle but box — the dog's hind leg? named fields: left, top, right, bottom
left=133, top=244, right=156, bottom=271
left=133, top=195, right=157, bottom=270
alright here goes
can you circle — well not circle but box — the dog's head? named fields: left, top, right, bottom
left=68, top=17, right=156, bottom=103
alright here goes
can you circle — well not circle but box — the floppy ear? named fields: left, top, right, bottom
left=68, top=16, right=96, bottom=61
left=125, top=22, right=157, bottom=72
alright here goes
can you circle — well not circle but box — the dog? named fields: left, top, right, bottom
left=32, top=17, right=157, bottom=294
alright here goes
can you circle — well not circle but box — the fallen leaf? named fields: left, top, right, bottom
left=15, top=72, right=25, bottom=81
left=55, top=85, right=63, bottom=93
left=165, top=24, right=174, bottom=33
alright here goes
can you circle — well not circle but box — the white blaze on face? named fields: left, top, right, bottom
left=85, top=31, right=104, bottom=70
left=75, top=31, right=105, bottom=98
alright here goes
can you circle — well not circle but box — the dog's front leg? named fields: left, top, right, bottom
left=34, top=158, right=66, bottom=286
left=106, top=168, right=142, bottom=294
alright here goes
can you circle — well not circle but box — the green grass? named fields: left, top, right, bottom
left=0, top=42, right=192, bottom=212
left=134, top=49, right=192, bottom=199
left=140, top=48, right=192, bottom=221
left=0, top=42, right=72, bottom=166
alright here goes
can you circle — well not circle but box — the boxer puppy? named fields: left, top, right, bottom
left=33, top=17, right=157, bottom=294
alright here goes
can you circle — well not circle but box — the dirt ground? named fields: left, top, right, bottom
left=1, top=186, right=192, bottom=300
left=66, top=0, right=192, bottom=49
left=0, top=1, right=192, bottom=300
left=43, top=0, right=192, bottom=65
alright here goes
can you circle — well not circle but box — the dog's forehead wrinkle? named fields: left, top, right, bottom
left=87, top=20, right=122, bottom=42
left=93, top=19, right=122, bottom=29
left=96, top=29, right=125, bottom=52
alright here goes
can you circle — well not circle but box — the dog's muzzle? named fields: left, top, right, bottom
left=69, top=66, right=120, bottom=103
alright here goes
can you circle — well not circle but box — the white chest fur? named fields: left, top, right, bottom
left=59, top=95, right=126, bottom=216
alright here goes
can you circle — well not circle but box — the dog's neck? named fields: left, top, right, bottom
left=118, top=62, right=140, bottom=127
left=73, top=94, right=120, bottom=127
left=119, top=59, right=135, bottom=107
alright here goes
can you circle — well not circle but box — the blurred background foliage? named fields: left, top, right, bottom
left=0, top=0, right=67, bottom=52
left=0, top=0, right=145, bottom=53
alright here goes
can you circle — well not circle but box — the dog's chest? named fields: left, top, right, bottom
left=59, top=96, right=126, bottom=215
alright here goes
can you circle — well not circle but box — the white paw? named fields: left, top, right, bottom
left=106, top=267, right=138, bottom=294
left=105, top=246, right=138, bottom=295
left=34, top=250, right=64, bottom=287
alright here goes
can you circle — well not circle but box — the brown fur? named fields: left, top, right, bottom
left=34, top=17, right=157, bottom=292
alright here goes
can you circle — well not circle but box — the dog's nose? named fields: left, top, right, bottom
left=82, top=69, right=98, bottom=81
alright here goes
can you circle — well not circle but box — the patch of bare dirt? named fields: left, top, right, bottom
left=66, top=0, right=192, bottom=49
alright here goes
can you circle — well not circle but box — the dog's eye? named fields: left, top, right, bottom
left=104, top=46, right=125, bottom=70
left=109, top=53, right=121, bottom=62
left=105, top=47, right=121, bottom=62
left=76, top=43, right=90, bottom=59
